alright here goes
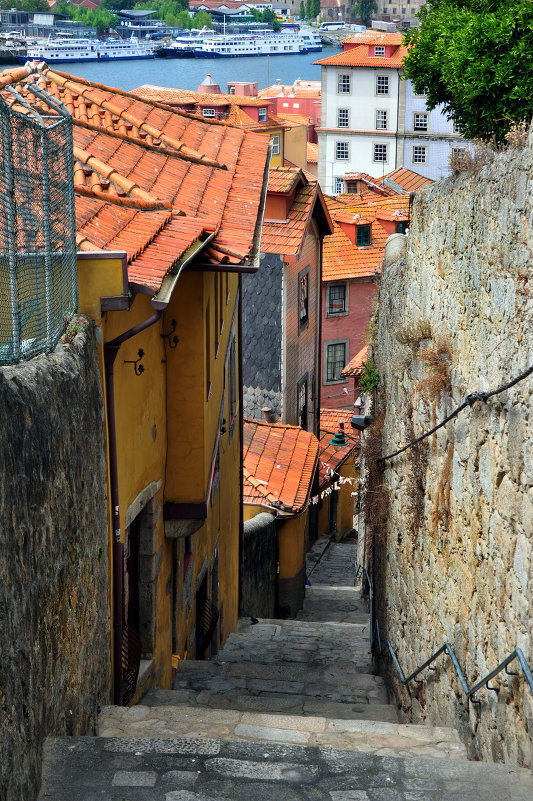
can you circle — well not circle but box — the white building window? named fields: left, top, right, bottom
left=202, top=108, right=215, bottom=118
left=373, top=143, right=388, bottom=162
left=336, top=141, right=349, bottom=160
left=258, top=108, right=267, bottom=122
left=337, top=73, right=351, bottom=94
left=412, top=145, right=427, bottom=164
left=376, top=75, right=389, bottom=95
left=452, top=120, right=462, bottom=134
left=334, top=176, right=344, bottom=194
left=376, top=110, right=388, bottom=130
left=374, top=46, right=385, bottom=56
left=413, top=112, right=428, bottom=131
left=337, top=108, right=349, bottom=128
left=271, top=134, right=280, bottom=155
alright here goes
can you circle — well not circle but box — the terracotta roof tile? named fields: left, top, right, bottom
left=341, top=32, right=405, bottom=46
left=341, top=345, right=368, bottom=377
left=322, top=193, right=410, bottom=281
left=318, top=409, right=359, bottom=488
left=243, top=418, right=319, bottom=514
left=262, top=170, right=318, bottom=257
left=306, top=142, right=318, bottom=164
left=320, top=408, right=354, bottom=433
left=0, top=64, right=269, bottom=296
left=314, top=42, right=408, bottom=68
left=134, top=84, right=270, bottom=108
left=382, top=167, right=434, bottom=193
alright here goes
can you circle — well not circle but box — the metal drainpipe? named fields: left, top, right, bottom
left=104, top=309, right=162, bottom=705
left=238, top=275, right=244, bottom=615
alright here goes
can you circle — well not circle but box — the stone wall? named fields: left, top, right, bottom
left=0, top=323, right=110, bottom=801
left=371, top=135, right=533, bottom=765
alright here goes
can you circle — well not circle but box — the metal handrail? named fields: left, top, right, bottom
left=355, top=562, right=533, bottom=702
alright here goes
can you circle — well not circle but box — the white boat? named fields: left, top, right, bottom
left=18, top=36, right=157, bottom=64
left=299, top=27, right=322, bottom=52
left=193, top=31, right=320, bottom=58
left=157, top=32, right=212, bottom=58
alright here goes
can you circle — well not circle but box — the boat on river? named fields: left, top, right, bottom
left=157, top=32, right=212, bottom=58
left=18, top=36, right=157, bottom=64
left=193, top=30, right=321, bottom=58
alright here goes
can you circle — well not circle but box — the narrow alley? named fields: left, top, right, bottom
left=37, top=536, right=533, bottom=800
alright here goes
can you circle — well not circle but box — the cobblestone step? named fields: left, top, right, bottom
left=171, top=659, right=388, bottom=704
left=97, top=705, right=467, bottom=761
left=141, top=688, right=400, bottom=721
left=38, top=736, right=533, bottom=800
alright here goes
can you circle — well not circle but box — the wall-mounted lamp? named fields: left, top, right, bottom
left=161, top=318, right=179, bottom=348
left=351, top=414, right=374, bottom=432
left=124, top=348, right=145, bottom=376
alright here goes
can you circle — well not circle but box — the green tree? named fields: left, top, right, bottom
left=299, top=1, right=305, bottom=18
left=311, top=0, right=320, bottom=18
left=305, top=0, right=312, bottom=19
left=352, top=0, right=376, bottom=26
left=403, top=0, right=533, bottom=143
left=192, top=9, right=212, bottom=28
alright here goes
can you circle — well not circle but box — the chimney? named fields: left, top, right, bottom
left=262, top=406, right=273, bottom=423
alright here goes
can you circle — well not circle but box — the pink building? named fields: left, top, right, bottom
left=258, top=79, right=321, bottom=142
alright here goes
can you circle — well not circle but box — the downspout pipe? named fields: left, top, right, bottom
left=104, top=308, right=162, bottom=705
left=238, top=275, right=244, bottom=614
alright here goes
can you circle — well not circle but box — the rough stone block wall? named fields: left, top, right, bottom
left=372, top=135, right=533, bottom=765
left=0, top=324, right=110, bottom=801
left=242, top=252, right=283, bottom=421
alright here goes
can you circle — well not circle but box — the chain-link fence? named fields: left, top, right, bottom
left=0, top=85, right=77, bottom=366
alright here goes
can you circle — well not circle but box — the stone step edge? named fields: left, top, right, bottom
left=98, top=705, right=467, bottom=759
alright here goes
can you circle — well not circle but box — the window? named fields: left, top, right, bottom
left=376, top=110, right=387, bottom=130
left=298, top=268, right=309, bottom=331
left=396, top=221, right=409, bottom=234
left=376, top=75, right=389, bottom=94
left=337, top=73, right=351, bottom=94
left=334, top=176, right=344, bottom=194
left=412, top=145, right=427, bottom=164
left=271, top=133, right=280, bottom=155
left=337, top=108, right=349, bottom=128
left=452, top=120, right=461, bottom=134
left=258, top=107, right=267, bottom=122
left=373, top=143, right=387, bottom=162
left=327, top=284, right=346, bottom=314
left=202, top=108, right=215, bottom=118
left=374, top=46, right=385, bottom=56
left=413, top=112, right=428, bottom=131
left=297, top=376, right=308, bottom=430
left=326, top=342, right=347, bottom=382
left=356, top=224, right=371, bottom=246
left=336, top=141, right=349, bottom=160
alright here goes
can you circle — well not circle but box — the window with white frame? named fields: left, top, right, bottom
left=376, top=75, right=389, bottom=94
left=326, top=341, right=347, bottom=382
left=258, top=108, right=267, bottom=122
left=376, top=110, right=387, bottom=130
left=373, top=143, right=387, bottom=162
left=337, top=73, right=351, bottom=94
left=413, top=112, right=428, bottom=131
left=334, top=176, right=344, bottom=194
left=202, top=108, right=216, bottom=118
left=337, top=108, right=349, bottom=127
left=374, top=46, right=385, bottom=56
left=271, top=133, right=280, bottom=155
left=336, top=141, right=349, bottom=160
left=412, top=145, right=427, bottom=163
left=327, top=284, right=347, bottom=315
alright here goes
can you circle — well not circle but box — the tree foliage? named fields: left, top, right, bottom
left=54, top=1, right=117, bottom=31
left=0, top=0, right=48, bottom=10
left=250, top=8, right=281, bottom=31
left=299, top=1, right=305, bottom=19
left=352, top=0, right=377, bottom=26
left=403, top=0, right=533, bottom=143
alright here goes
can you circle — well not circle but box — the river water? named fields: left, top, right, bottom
left=3, top=48, right=340, bottom=92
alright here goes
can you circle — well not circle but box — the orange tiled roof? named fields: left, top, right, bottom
left=314, top=38, right=408, bottom=69
left=259, top=80, right=321, bottom=100
left=243, top=418, right=319, bottom=515
left=382, top=167, right=434, bottom=193
left=341, top=345, right=368, bottom=377
left=341, top=32, right=405, bottom=46
left=307, top=141, right=318, bottom=164
left=262, top=168, right=332, bottom=257
left=0, top=64, right=269, bottom=296
left=318, top=409, right=359, bottom=488
left=134, top=84, right=270, bottom=108
left=277, top=112, right=311, bottom=126
left=323, top=193, right=410, bottom=281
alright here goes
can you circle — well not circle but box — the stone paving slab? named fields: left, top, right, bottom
left=97, top=706, right=466, bottom=761
left=142, top=689, right=400, bottom=722
left=37, top=736, right=533, bottom=801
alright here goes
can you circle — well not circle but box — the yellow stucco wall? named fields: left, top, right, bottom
left=268, top=128, right=284, bottom=168
left=77, top=256, right=242, bottom=694
left=283, top=125, right=308, bottom=171
left=277, top=513, right=307, bottom=580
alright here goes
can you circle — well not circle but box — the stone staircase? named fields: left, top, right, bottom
left=37, top=537, right=533, bottom=800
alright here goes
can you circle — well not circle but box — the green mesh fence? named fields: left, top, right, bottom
left=0, top=85, right=77, bottom=366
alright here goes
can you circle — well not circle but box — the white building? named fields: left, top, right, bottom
left=315, top=32, right=466, bottom=195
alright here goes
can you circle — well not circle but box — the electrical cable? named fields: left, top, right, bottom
left=378, top=363, right=533, bottom=464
